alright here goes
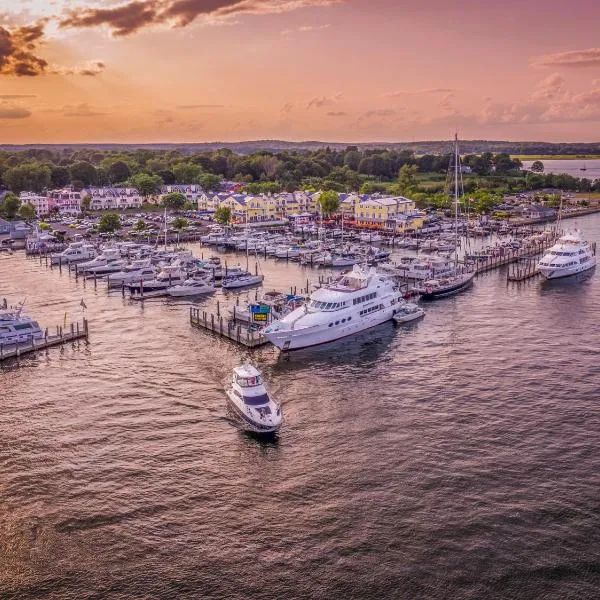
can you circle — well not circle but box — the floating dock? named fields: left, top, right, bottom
left=189, top=307, right=269, bottom=348
left=0, top=319, right=89, bottom=362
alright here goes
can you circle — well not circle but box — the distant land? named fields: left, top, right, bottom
left=2, top=140, right=600, bottom=156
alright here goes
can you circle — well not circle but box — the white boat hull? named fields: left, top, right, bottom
left=538, top=257, right=596, bottom=279
left=225, top=391, right=282, bottom=433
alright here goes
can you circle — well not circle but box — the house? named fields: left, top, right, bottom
left=19, top=192, right=49, bottom=216
left=48, top=189, right=83, bottom=215
left=355, top=195, right=424, bottom=231
left=86, top=187, right=144, bottom=210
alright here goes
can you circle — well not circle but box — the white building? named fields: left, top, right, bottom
left=86, top=187, right=144, bottom=210
left=19, top=192, right=49, bottom=217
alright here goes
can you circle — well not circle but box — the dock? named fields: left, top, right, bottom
left=507, top=259, right=540, bottom=282
left=189, top=307, right=269, bottom=348
left=0, top=318, right=89, bottom=362
left=473, top=236, right=558, bottom=275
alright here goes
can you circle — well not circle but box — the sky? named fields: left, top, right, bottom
left=2, top=0, right=600, bottom=143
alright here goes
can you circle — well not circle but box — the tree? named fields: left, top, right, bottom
left=134, top=219, right=147, bottom=231
left=171, top=217, right=189, bottom=230
left=39, top=222, right=51, bottom=231
left=98, top=212, right=121, bottom=233
left=69, top=161, right=97, bottom=186
left=161, top=191, right=186, bottom=210
left=397, top=164, right=418, bottom=194
left=51, top=166, right=71, bottom=188
left=81, top=195, right=92, bottom=213
left=130, top=173, right=162, bottom=199
left=17, top=202, right=36, bottom=221
left=317, top=190, right=340, bottom=217
left=530, top=160, right=544, bottom=173
left=197, top=172, right=222, bottom=192
left=172, top=162, right=201, bottom=183
left=4, top=162, right=51, bottom=193
left=108, top=160, right=132, bottom=183
left=214, top=205, right=232, bottom=225
left=1, top=193, right=21, bottom=219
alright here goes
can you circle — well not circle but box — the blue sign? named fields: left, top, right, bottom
left=250, top=304, right=271, bottom=314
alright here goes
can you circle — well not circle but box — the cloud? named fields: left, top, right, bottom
left=60, top=0, right=342, bottom=36
left=280, top=102, right=293, bottom=114
left=362, top=109, right=396, bottom=118
left=531, top=48, right=600, bottom=68
left=62, top=103, right=107, bottom=117
left=0, top=103, right=31, bottom=119
left=306, top=93, right=343, bottom=109
left=0, top=22, right=48, bottom=76
left=53, top=60, right=106, bottom=77
left=0, top=94, right=36, bottom=99
left=177, top=103, right=224, bottom=109
left=282, top=23, right=331, bottom=34
left=326, top=111, right=346, bottom=117
left=383, top=88, right=455, bottom=98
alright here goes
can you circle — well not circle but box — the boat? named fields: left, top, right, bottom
left=84, top=258, right=125, bottom=276
left=225, top=364, right=282, bottom=434
left=0, top=304, right=44, bottom=345
left=228, top=292, right=304, bottom=323
left=221, top=273, right=264, bottom=289
left=393, top=302, right=425, bottom=324
left=167, top=278, right=215, bottom=297
left=415, top=134, right=475, bottom=300
left=50, top=242, right=96, bottom=265
left=537, top=229, right=597, bottom=279
left=107, top=259, right=157, bottom=287
left=128, top=263, right=188, bottom=295
left=263, top=264, right=406, bottom=350
left=79, top=247, right=122, bottom=272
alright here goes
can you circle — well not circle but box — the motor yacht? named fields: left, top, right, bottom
left=0, top=305, right=44, bottom=345
left=222, top=273, right=264, bottom=289
left=537, top=230, right=596, bottom=279
left=51, top=242, right=96, bottom=265
left=107, top=259, right=157, bottom=287
left=78, top=247, right=122, bottom=272
left=167, top=278, right=215, bottom=297
left=263, top=265, right=406, bottom=350
left=225, top=365, right=282, bottom=434
left=128, top=263, right=188, bottom=295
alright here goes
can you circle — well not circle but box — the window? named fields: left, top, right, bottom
left=328, top=323, right=333, bottom=327
left=14, top=323, right=32, bottom=330
left=335, top=321, right=339, bottom=325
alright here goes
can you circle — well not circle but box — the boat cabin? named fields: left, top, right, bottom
left=233, top=364, right=262, bottom=388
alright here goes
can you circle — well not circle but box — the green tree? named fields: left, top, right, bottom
left=134, top=219, right=147, bottom=231
left=183, top=200, right=197, bottom=211
left=108, top=160, right=132, bottom=183
left=98, top=212, right=121, bottom=233
left=17, top=202, right=36, bottom=221
left=530, top=160, right=544, bottom=173
left=397, top=164, right=418, bottom=194
left=81, top=195, right=92, bottom=213
left=214, top=205, right=232, bottom=225
left=1, top=193, right=21, bottom=219
left=130, top=173, right=162, bottom=199
left=317, top=190, right=340, bottom=217
left=161, top=191, right=186, bottom=210
left=39, top=222, right=51, bottom=231
left=172, top=162, right=201, bottom=183
left=51, top=166, right=71, bottom=188
left=197, top=172, right=222, bottom=192
left=69, top=161, right=97, bottom=187
left=171, top=217, right=189, bottom=230
left=4, top=162, right=51, bottom=193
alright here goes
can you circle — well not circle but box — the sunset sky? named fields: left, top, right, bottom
left=2, top=0, right=600, bottom=143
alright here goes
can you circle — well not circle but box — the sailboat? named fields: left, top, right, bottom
left=580, top=162, right=587, bottom=172
left=416, top=134, right=475, bottom=300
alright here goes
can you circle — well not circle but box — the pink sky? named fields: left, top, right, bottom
left=2, top=0, right=600, bottom=143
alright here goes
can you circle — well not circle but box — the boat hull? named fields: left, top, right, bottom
left=419, top=273, right=475, bottom=300
left=225, top=392, right=281, bottom=433
left=538, top=258, right=596, bottom=280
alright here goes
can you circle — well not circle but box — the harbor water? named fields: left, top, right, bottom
left=2, top=214, right=600, bottom=599
left=522, top=158, right=600, bottom=178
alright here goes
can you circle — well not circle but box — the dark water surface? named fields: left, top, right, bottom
left=2, top=216, right=600, bottom=599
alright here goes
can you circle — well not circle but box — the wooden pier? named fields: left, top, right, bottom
left=0, top=318, right=89, bottom=362
left=472, top=236, right=557, bottom=275
left=507, top=259, right=540, bottom=282
left=189, top=307, right=269, bottom=348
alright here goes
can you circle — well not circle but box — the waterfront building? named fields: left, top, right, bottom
left=19, top=192, right=50, bottom=216
left=86, top=187, right=144, bottom=210
left=355, top=196, right=425, bottom=232
left=47, top=189, right=83, bottom=215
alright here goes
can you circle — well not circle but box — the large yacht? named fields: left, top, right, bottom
left=51, top=242, right=96, bottom=265
left=127, top=263, right=187, bottom=295
left=106, top=259, right=157, bottom=287
left=263, top=265, right=406, bottom=350
left=225, top=365, right=282, bottom=434
left=0, top=305, right=44, bottom=345
left=537, top=230, right=597, bottom=279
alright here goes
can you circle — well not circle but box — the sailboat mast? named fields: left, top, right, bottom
left=454, top=133, right=459, bottom=267
left=164, top=207, right=167, bottom=251
left=245, top=208, right=249, bottom=272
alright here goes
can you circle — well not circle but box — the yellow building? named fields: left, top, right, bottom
left=355, top=196, right=425, bottom=232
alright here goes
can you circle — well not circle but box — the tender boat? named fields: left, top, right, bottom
left=0, top=305, right=44, bottom=345
left=263, top=265, right=407, bottom=350
left=537, top=230, right=596, bottom=279
left=167, top=278, right=215, bottom=297
left=393, top=302, right=425, bottom=324
left=225, top=365, right=282, bottom=434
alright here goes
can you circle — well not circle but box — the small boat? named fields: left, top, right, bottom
left=393, top=302, right=425, bottom=324
left=225, top=364, right=282, bottom=434
left=221, top=273, right=264, bottom=289
left=167, top=278, right=215, bottom=297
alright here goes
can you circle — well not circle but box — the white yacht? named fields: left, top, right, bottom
left=128, top=263, right=187, bottom=295
left=537, top=230, right=596, bottom=279
left=107, top=259, right=157, bottom=287
left=0, top=305, right=44, bottom=345
left=225, top=365, right=282, bottom=434
left=263, top=265, right=406, bottom=350
left=51, top=242, right=96, bottom=265
left=393, top=302, right=425, bottom=324
left=222, top=273, right=264, bottom=289
left=167, top=278, right=215, bottom=297
left=79, top=247, right=122, bottom=272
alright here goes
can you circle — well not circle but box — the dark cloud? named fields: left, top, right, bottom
left=0, top=104, right=31, bottom=119
left=59, top=0, right=341, bottom=35
left=531, top=48, right=600, bottom=68
left=0, top=22, right=48, bottom=77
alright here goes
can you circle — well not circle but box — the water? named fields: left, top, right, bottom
left=2, top=218, right=600, bottom=599
left=522, top=159, right=600, bottom=178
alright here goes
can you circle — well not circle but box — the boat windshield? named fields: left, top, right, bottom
left=243, top=392, right=270, bottom=406
left=236, top=375, right=261, bottom=387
